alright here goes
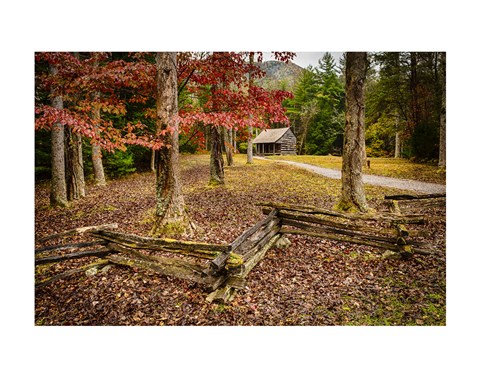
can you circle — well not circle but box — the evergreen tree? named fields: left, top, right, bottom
left=308, top=52, right=344, bottom=155
left=285, top=53, right=344, bottom=155
left=366, top=52, right=444, bottom=160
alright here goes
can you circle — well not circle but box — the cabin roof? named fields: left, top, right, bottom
left=252, top=127, right=291, bottom=144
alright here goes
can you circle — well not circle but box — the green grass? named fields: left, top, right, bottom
left=266, top=155, right=446, bottom=184
left=180, top=153, right=417, bottom=209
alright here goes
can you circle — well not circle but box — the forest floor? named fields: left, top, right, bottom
left=35, top=154, right=446, bottom=326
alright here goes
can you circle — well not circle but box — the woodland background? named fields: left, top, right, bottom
left=2, top=1, right=479, bottom=377
left=35, top=51, right=446, bottom=183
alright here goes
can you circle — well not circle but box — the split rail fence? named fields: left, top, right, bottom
left=35, top=193, right=445, bottom=303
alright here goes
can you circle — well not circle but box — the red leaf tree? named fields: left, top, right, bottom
left=176, top=52, right=294, bottom=185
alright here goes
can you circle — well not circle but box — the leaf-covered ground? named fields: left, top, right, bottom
left=35, top=154, right=446, bottom=325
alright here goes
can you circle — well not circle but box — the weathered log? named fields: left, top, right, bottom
left=106, top=251, right=225, bottom=289
left=206, top=285, right=236, bottom=303
left=207, top=213, right=278, bottom=274
left=36, top=223, right=118, bottom=243
left=35, top=241, right=107, bottom=255
left=94, top=229, right=229, bottom=252
left=224, top=224, right=281, bottom=276
left=389, top=200, right=413, bottom=259
left=209, top=253, right=231, bottom=275
left=385, top=193, right=446, bottom=200
left=35, top=248, right=112, bottom=265
left=107, top=243, right=228, bottom=290
left=386, top=200, right=410, bottom=237
left=281, top=218, right=398, bottom=245
left=235, top=217, right=281, bottom=256
left=258, top=201, right=424, bottom=223
left=395, top=198, right=446, bottom=208
left=279, top=228, right=400, bottom=252
left=233, top=234, right=281, bottom=278
left=272, top=208, right=397, bottom=236
left=230, top=209, right=278, bottom=251
left=91, top=230, right=240, bottom=265
left=35, top=259, right=110, bottom=289
left=412, top=248, right=434, bottom=255
left=207, top=234, right=281, bottom=303
left=225, top=276, right=247, bottom=290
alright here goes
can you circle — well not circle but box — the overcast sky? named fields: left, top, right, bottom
left=264, top=52, right=344, bottom=68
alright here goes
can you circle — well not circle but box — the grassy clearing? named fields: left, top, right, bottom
left=266, top=155, right=446, bottom=184
left=184, top=154, right=411, bottom=210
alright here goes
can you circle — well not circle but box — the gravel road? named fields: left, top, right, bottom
left=257, top=158, right=446, bottom=194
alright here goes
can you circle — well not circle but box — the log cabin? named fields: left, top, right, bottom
left=252, top=127, right=297, bottom=156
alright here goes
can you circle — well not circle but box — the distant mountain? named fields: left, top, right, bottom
left=255, top=60, right=304, bottom=92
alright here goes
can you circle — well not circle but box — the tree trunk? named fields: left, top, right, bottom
left=49, top=64, right=68, bottom=207
left=209, top=125, right=225, bottom=185
left=90, top=55, right=106, bottom=186
left=73, top=133, right=86, bottom=197
left=410, top=52, right=420, bottom=133
left=395, top=131, right=402, bottom=158
left=438, top=52, right=446, bottom=168
left=233, top=128, right=237, bottom=152
left=151, top=52, right=194, bottom=237
left=66, top=52, right=86, bottom=198
left=65, top=128, right=86, bottom=200
left=335, top=52, right=368, bottom=213
left=150, top=149, right=156, bottom=172
left=247, top=126, right=254, bottom=163
left=246, top=52, right=255, bottom=164
left=91, top=102, right=106, bottom=186
left=225, top=127, right=234, bottom=166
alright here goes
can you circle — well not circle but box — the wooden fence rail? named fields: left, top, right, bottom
left=35, top=210, right=283, bottom=303
left=35, top=196, right=443, bottom=303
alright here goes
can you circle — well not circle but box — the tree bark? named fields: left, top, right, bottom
left=150, top=149, right=156, bottom=172
left=438, top=52, right=446, bottom=168
left=247, top=126, right=254, bottom=163
left=91, top=103, right=106, bottom=186
left=49, top=64, right=68, bottom=207
left=67, top=52, right=86, bottom=198
left=395, top=131, right=402, bottom=158
left=410, top=52, right=420, bottom=133
left=151, top=52, right=194, bottom=237
left=73, top=133, right=86, bottom=197
left=233, top=128, right=237, bottom=152
left=65, top=128, right=86, bottom=200
left=209, top=125, right=225, bottom=185
left=225, top=127, right=234, bottom=166
left=246, top=52, right=255, bottom=164
left=336, top=52, right=368, bottom=213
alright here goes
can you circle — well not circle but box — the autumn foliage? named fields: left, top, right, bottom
left=35, top=51, right=295, bottom=154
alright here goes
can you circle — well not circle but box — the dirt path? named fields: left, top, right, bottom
left=256, top=158, right=446, bottom=194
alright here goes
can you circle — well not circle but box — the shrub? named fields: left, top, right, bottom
left=238, top=142, right=248, bottom=154
left=104, top=148, right=136, bottom=178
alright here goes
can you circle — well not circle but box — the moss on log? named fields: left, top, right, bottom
left=35, top=248, right=112, bottom=265
left=91, top=230, right=238, bottom=264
